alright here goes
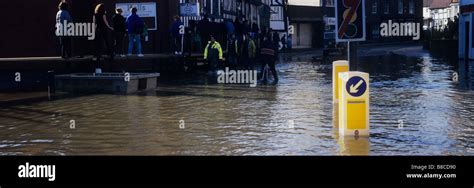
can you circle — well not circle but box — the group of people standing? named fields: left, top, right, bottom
left=200, top=16, right=282, bottom=85
left=56, top=1, right=282, bottom=84
left=56, top=2, right=147, bottom=61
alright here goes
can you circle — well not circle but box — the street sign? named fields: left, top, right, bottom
left=346, top=76, right=367, bottom=97
left=180, top=3, right=200, bottom=17
left=335, top=0, right=366, bottom=42
left=338, top=72, right=370, bottom=137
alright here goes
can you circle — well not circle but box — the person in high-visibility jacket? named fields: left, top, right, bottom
left=204, top=35, right=224, bottom=71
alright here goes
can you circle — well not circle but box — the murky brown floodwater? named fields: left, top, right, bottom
left=1, top=51, right=473, bottom=155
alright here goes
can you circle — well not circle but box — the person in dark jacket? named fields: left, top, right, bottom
left=234, top=18, right=243, bottom=42
left=112, top=8, right=126, bottom=57
left=239, top=33, right=256, bottom=69
left=281, top=34, right=287, bottom=52
left=170, top=15, right=184, bottom=55
left=185, top=21, right=194, bottom=56
left=225, top=19, right=235, bottom=38
left=251, top=22, right=260, bottom=46
left=56, top=2, right=73, bottom=59
left=272, top=31, right=280, bottom=50
left=260, top=35, right=279, bottom=85
left=93, top=3, right=114, bottom=62
left=126, top=7, right=145, bottom=56
left=198, top=15, right=210, bottom=50
left=226, top=34, right=238, bottom=68
left=224, top=19, right=235, bottom=52
left=242, top=20, right=250, bottom=36
left=189, top=20, right=201, bottom=53
left=260, top=27, right=269, bottom=47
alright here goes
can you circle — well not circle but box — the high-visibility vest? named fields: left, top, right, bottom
left=204, top=41, right=223, bottom=60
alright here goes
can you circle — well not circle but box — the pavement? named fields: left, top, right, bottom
left=0, top=92, right=49, bottom=104
left=285, top=42, right=427, bottom=60
left=0, top=53, right=203, bottom=63
left=357, top=42, right=427, bottom=57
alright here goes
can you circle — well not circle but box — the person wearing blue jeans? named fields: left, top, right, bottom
left=126, top=7, right=144, bottom=57
left=128, top=34, right=142, bottom=56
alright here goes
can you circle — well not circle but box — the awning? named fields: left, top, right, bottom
left=288, top=5, right=324, bottom=22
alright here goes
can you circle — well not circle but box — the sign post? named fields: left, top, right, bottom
left=335, top=0, right=366, bottom=67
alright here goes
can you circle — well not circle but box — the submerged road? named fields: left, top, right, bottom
left=0, top=47, right=473, bottom=155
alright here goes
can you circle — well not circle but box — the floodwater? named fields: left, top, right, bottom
left=1, top=51, right=473, bottom=156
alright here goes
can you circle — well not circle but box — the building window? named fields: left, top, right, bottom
left=409, top=0, right=415, bottom=14
left=398, top=0, right=403, bottom=14
left=325, top=0, right=334, bottom=7
left=384, top=1, right=390, bottom=14
left=372, top=1, right=378, bottom=14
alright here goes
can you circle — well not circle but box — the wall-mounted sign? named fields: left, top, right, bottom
left=180, top=3, right=200, bottom=17
left=325, top=17, right=337, bottom=26
left=116, top=2, right=157, bottom=30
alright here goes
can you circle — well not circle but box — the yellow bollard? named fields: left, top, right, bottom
left=338, top=72, right=370, bottom=137
left=333, top=60, right=349, bottom=103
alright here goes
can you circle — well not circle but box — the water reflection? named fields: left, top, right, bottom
left=458, top=60, right=474, bottom=90
left=0, top=52, right=473, bottom=155
left=338, top=136, right=370, bottom=156
left=333, top=103, right=370, bottom=155
left=332, top=104, right=339, bottom=129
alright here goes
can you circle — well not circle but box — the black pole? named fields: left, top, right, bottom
left=349, top=42, right=358, bottom=71
left=47, top=70, right=55, bottom=98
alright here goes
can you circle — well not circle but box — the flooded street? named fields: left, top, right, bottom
left=1, top=51, right=473, bottom=156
